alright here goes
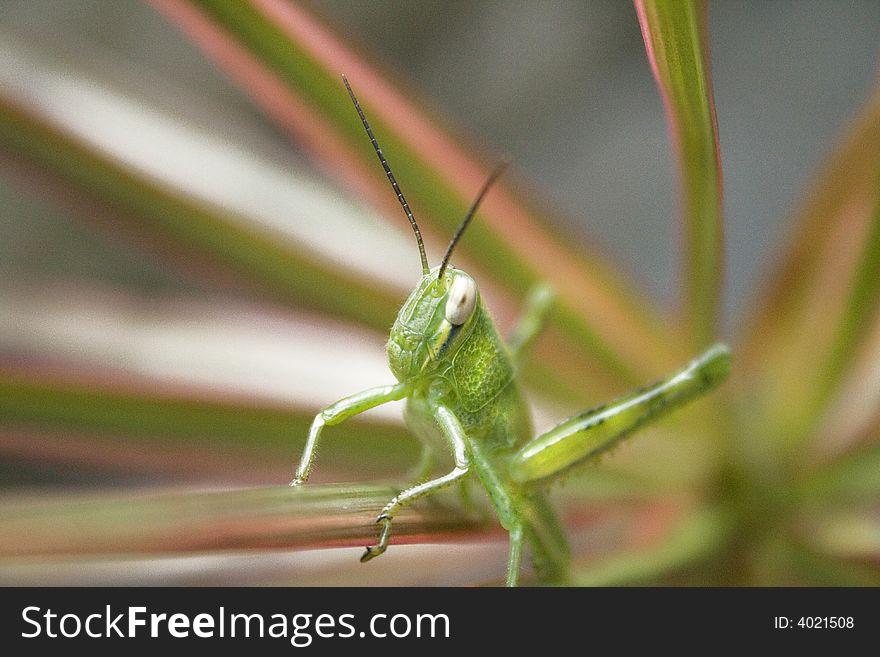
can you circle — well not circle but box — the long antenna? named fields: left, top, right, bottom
left=342, top=75, right=430, bottom=275
left=437, top=158, right=510, bottom=279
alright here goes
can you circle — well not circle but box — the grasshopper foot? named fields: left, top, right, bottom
left=360, top=515, right=392, bottom=562
left=360, top=544, right=385, bottom=562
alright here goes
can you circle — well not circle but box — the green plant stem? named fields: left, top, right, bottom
left=635, top=0, right=724, bottom=349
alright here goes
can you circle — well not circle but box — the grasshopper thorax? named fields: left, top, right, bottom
left=387, top=266, right=479, bottom=382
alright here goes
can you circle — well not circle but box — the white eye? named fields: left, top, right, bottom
left=444, top=276, right=477, bottom=325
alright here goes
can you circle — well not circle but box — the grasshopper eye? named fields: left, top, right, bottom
left=445, top=276, right=477, bottom=325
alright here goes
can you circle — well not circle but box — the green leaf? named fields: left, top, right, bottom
left=0, top=484, right=481, bottom=558
left=814, top=189, right=880, bottom=412
left=0, top=368, right=416, bottom=477
left=737, top=84, right=880, bottom=449
left=635, top=0, right=724, bottom=348
left=0, top=96, right=403, bottom=332
left=742, top=85, right=880, bottom=360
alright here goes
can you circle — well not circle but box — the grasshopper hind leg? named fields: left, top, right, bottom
left=509, top=343, right=731, bottom=484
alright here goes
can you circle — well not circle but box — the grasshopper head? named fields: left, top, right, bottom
left=387, top=266, right=479, bottom=381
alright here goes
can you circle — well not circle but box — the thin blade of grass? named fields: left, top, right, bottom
left=0, top=283, right=399, bottom=418
left=741, top=83, right=880, bottom=362
left=735, top=84, right=880, bottom=449
left=635, top=0, right=724, bottom=349
left=0, top=282, right=420, bottom=477
left=1, top=425, right=293, bottom=484
left=0, top=367, right=416, bottom=479
left=810, top=188, right=880, bottom=408
left=153, top=0, right=681, bottom=384
left=0, top=484, right=481, bottom=558
left=810, top=316, right=880, bottom=460
left=0, top=88, right=404, bottom=333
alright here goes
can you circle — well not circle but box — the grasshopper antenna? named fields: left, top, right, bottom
left=438, top=158, right=510, bottom=279
left=342, top=74, right=430, bottom=275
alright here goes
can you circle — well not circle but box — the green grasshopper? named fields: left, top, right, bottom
left=291, top=76, right=731, bottom=586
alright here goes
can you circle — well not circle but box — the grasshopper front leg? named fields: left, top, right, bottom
left=509, top=342, right=731, bottom=484
left=291, top=382, right=410, bottom=486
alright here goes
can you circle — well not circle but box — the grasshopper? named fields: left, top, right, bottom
left=291, top=76, right=731, bottom=586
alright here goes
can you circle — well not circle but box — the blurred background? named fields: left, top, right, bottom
left=2, top=1, right=879, bottom=322
left=1, top=1, right=879, bottom=585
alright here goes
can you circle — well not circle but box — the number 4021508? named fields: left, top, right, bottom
left=775, top=617, right=854, bottom=629
left=290, top=76, right=731, bottom=587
